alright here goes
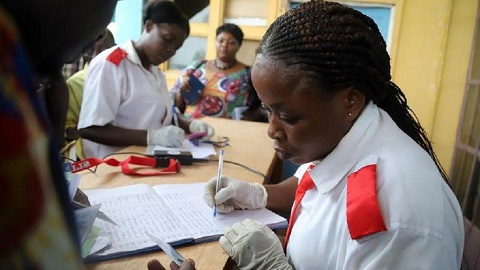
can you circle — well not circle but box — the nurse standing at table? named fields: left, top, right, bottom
left=198, top=1, right=464, bottom=270
left=78, top=0, right=214, bottom=159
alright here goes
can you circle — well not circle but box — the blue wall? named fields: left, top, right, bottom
left=290, top=2, right=392, bottom=44
left=112, top=0, right=144, bottom=45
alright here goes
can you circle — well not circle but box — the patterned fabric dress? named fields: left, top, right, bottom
left=171, top=60, right=256, bottom=119
left=0, top=6, right=82, bottom=269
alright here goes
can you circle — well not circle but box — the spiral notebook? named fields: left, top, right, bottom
left=83, top=182, right=287, bottom=262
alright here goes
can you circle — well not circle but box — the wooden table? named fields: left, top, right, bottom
left=79, top=117, right=276, bottom=270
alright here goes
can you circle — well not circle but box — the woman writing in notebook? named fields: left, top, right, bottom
left=78, top=0, right=214, bottom=159
left=199, top=1, right=463, bottom=270
left=171, top=23, right=265, bottom=122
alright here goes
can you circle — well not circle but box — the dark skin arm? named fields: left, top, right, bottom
left=65, top=127, right=80, bottom=141
left=174, top=89, right=187, bottom=114
left=78, top=115, right=192, bottom=147
left=78, top=125, right=149, bottom=146
left=177, top=110, right=192, bottom=131
left=264, top=176, right=298, bottom=213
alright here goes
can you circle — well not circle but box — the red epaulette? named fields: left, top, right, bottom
left=106, top=47, right=127, bottom=66
left=346, top=164, right=387, bottom=239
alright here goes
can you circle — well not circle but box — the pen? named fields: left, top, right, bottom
left=146, top=231, right=185, bottom=266
left=214, top=149, right=224, bottom=217
left=172, top=104, right=179, bottom=127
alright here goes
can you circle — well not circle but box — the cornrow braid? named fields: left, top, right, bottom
left=257, top=0, right=449, bottom=183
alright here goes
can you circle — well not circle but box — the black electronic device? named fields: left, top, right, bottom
left=154, top=150, right=193, bottom=165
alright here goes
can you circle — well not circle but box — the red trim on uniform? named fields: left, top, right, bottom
left=284, top=164, right=315, bottom=248
left=346, top=164, right=387, bottom=239
left=106, top=47, right=127, bottom=66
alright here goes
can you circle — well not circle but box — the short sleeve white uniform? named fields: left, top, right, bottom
left=286, top=102, right=464, bottom=270
left=78, top=40, right=173, bottom=158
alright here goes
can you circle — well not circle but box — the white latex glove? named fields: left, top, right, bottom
left=189, top=119, right=214, bottom=141
left=147, top=125, right=185, bottom=147
left=220, top=219, right=293, bottom=270
left=203, top=176, right=267, bottom=214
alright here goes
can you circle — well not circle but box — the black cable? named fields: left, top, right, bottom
left=60, top=155, right=96, bottom=174
left=211, top=159, right=267, bottom=179
left=101, top=151, right=153, bottom=159
left=64, top=151, right=267, bottom=180
left=106, top=152, right=267, bottom=179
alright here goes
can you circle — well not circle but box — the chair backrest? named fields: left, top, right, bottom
left=463, top=217, right=480, bottom=270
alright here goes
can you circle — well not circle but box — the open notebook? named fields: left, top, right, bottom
left=83, top=182, right=287, bottom=262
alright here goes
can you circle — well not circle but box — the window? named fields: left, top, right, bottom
left=165, top=0, right=282, bottom=72
left=451, top=6, right=480, bottom=226
left=165, top=6, right=209, bottom=71
left=169, top=36, right=207, bottom=70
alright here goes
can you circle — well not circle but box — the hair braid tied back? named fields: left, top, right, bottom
left=256, top=0, right=449, bottom=183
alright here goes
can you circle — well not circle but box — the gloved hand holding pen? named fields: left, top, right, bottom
left=203, top=176, right=267, bottom=214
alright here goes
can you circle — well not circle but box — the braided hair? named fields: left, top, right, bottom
left=257, top=0, right=449, bottom=183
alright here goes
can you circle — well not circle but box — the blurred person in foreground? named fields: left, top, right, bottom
left=0, top=0, right=117, bottom=268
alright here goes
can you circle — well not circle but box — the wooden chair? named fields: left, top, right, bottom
left=463, top=217, right=480, bottom=270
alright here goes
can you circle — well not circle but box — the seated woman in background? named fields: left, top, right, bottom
left=171, top=23, right=266, bottom=122
left=78, top=0, right=214, bottom=159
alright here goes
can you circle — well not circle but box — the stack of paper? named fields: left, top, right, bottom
left=68, top=174, right=115, bottom=257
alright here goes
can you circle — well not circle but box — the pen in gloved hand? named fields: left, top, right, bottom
left=214, top=149, right=224, bottom=217
left=172, top=105, right=179, bottom=127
